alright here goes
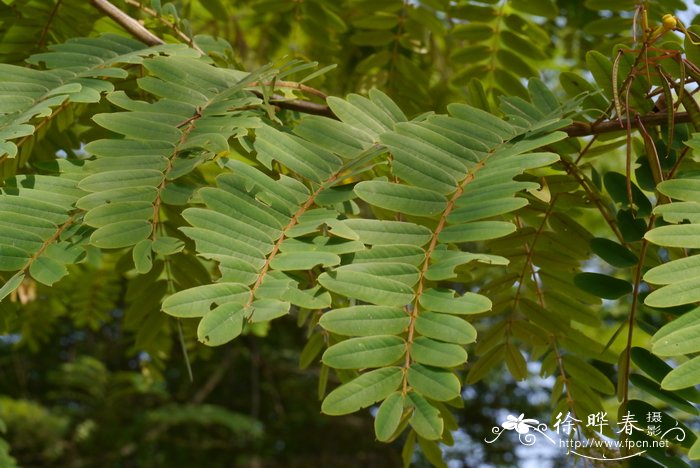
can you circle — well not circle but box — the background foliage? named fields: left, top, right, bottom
left=0, top=0, right=699, bottom=466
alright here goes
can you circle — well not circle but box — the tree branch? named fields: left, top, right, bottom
left=89, top=1, right=693, bottom=135
left=562, top=111, right=692, bottom=137
left=89, top=0, right=336, bottom=118
left=90, top=0, right=163, bottom=46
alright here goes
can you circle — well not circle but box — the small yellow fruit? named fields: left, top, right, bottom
left=662, top=14, right=677, bottom=30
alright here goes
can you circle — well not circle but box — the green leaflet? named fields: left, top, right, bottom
left=198, top=185, right=283, bottom=238
left=0, top=273, right=24, bottom=302
left=162, top=283, right=250, bottom=318
left=319, top=306, right=409, bottom=336
left=374, top=392, right=405, bottom=442
left=590, top=237, right=638, bottom=268
left=5, top=175, right=84, bottom=207
left=28, top=256, right=67, bottom=286
left=654, top=202, right=700, bottom=224
left=438, top=221, right=516, bottom=243
left=447, top=197, right=528, bottom=224
left=294, top=116, right=372, bottom=159
left=321, top=367, right=403, bottom=416
left=662, top=356, right=700, bottom=391
left=631, top=347, right=674, bottom=385
left=419, top=288, right=492, bottom=315
left=645, top=225, right=700, bottom=248
left=657, top=178, right=700, bottom=202
left=0, top=197, right=68, bottom=224
left=585, top=50, right=614, bottom=100
left=83, top=201, right=153, bottom=227
left=644, top=244, right=700, bottom=308
left=425, top=250, right=508, bottom=281
left=339, top=262, right=420, bottom=287
left=279, top=285, right=330, bottom=310
left=318, top=269, right=414, bottom=306
left=646, top=254, right=700, bottom=281
left=0, top=245, right=29, bottom=271
left=447, top=103, right=515, bottom=140
left=90, top=220, right=152, bottom=249
left=92, top=112, right=182, bottom=143
left=504, top=343, right=528, bottom=381
left=0, top=227, right=43, bottom=253
left=78, top=169, right=164, bottom=192
left=248, top=299, right=290, bottom=323
left=254, top=125, right=340, bottom=183
left=407, top=392, right=443, bottom=441
left=351, top=244, right=425, bottom=266
left=180, top=226, right=266, bottom=268
left=573, top=272, right=632, bottom=299
left=0, top=211, right=57, bottom=239
left=652, top=325, right=700, bottom=356
left=629, top=374, right=697, bottom=414
left=151, top=236, right=185, bottom=255
left=197, top=302, right=246, bottom=346
left=414, top=312, right=476, bottom=344
left=280, top=236, right=363, bottom=255
left=327, top=90, right=403, bottom=140
left=410, top=337, right=467, bottom=367
left=562, top=355, right=615, bottom=395
left=407, top=364, right=461, bottom=401
left=182, top=207, right=274, bottom=255
left=132, top=239, right=153, bottom=274
left=354, top=181, right=447, bottom=217
left=645, top=277, right=700, bottom=308
left=466, top=344, right=505, bottom=384
left=341, top=219, right=432, bottom=246
left=269, top=251, right=341, bottom=270
left=76, top=187, right=158, bottom=211
left=322, top=335, right=406, bottom=369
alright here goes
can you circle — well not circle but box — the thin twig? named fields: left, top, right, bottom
left=190, top=347, right=237, bottom=404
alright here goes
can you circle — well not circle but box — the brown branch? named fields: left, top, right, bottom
left=563, top=111, right=692, bottom=137
left=90, top=0, right=164, bottom=46
left=255, top=91, right=337, bottom=118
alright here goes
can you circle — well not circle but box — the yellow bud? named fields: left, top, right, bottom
left=662, top=14, right=677, bottom=30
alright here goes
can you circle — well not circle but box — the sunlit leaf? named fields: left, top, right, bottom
left=321, top=367, right=403, bottom=416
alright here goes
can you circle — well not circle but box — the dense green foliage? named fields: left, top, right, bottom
left=0, top=0, right=700, bottom=466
